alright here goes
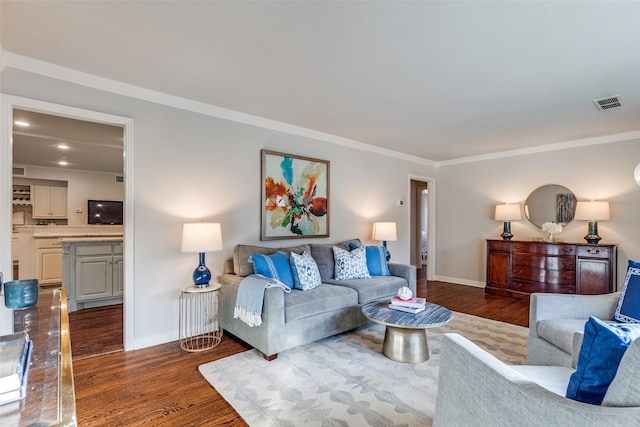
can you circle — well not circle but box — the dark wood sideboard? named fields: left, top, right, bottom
left=486, top=240, right=617, bottom=299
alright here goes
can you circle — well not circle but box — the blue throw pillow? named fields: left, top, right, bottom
left=290, top=251, right=322, bottom=290
left=333, top=246, right=371, bottom=280
left=249, top=251, right=294, bottom=289
left=613, top=267, right=640, bottom=323
left=566, top=316, right=640, bottom=405
left=365, top=246, right=391, bottom=276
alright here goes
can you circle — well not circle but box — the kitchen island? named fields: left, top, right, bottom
left=61, top=237, right=123, bottom=312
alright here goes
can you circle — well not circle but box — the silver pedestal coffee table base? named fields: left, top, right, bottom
left=361, top=300, right=453, bottom=363
left=383, top=325, right=429, bottom=363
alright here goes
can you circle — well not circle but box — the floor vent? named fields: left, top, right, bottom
left=12, top=166, right=26, bottom=176
left=593, top=95, right=623, bottom=111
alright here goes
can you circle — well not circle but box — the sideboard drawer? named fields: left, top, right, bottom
left=512, top=254, right=576, bottom=270
left=488, top=240, right=511, bottom=252
left=511, top=267, right=576, bottom=285
left=511, top=280, right=576, bottom=295
left=512, top=242, right=576, bottom=256
left=577, top=246, right=612, bottom=259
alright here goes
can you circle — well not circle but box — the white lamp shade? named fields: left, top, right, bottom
left=635, top=163, right=640, bottom=185
left=574, top=201, right=610, bottom=221
left=372, top=222, right=397, bottom=241
left=494, top=204, right=522, bottom=221
left=181, top=222, right=223, bottom=252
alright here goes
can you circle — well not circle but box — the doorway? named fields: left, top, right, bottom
left=2, top=95, right=134, bottom=351
left=409, top=175, right=435, bottom=281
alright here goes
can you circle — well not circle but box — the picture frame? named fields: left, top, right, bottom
left=261, top=149, right=330, bottom=240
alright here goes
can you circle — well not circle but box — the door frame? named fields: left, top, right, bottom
left=1, top=94, right=135, bottom=350
left=408, top=174, right=436, bottom=281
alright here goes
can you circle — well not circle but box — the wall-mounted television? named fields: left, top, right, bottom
left=88, top=200, right=123, bottom=225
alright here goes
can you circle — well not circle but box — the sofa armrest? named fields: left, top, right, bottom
left=387, top=262, right=417, bottom=294
left=529, top=292, right=620, bottom=337
left=434, top=333, right=640, bottom=427
left=218, top=273, right=286, bottom=357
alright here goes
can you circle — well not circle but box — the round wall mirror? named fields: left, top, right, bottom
left=524, top=184, right=577, bottom=228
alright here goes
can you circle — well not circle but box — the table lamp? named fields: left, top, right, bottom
left=182, top=222, right=223, bottom=287
left=372, top=221, right=397, bottom=261
left=574, top=201, right=609, bottom=244
left=494, top=204, right=521, bottom=240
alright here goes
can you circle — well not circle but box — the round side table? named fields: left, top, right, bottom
left=179, top=283, right=223, bottom=352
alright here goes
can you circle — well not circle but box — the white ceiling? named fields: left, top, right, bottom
left=2, top=1, right=640, bottom=166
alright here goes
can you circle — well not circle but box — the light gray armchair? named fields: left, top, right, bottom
left=433, top=333, right=640, bottom=427
left=527, top=292, right=620, bottom=368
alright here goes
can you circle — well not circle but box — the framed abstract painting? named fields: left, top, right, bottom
left=261, top=150, right=330, bottom=240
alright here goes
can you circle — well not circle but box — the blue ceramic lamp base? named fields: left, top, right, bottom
left=192, top=252, right=211, bottom=287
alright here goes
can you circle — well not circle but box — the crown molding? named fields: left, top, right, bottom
left=1, top=49, right=434, bottom=167
left=436, top=130, right=640, bottom=167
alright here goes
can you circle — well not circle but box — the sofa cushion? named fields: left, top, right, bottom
left=566, top=316, right=640, bottom=405
left=284, top=284, right=358, bottom=322
left=234, top=244, right=310, bottom=277
left=289, top=251, right=322, bottom=291
left=602, top=338, right=640, bottom=407
left=613, top=266, right=640, bottom=323
left=537, top=318, right=589, bottom=354
left=324, top=275, right=407, bottom=304
left=333, top=246, right=371, bottom=280
left=250, top=252, right=294, bottom=289
left=309, top=239, right=361, bottom=281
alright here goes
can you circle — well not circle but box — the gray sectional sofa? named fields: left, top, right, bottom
left=218, top=239, right=417, bottom=359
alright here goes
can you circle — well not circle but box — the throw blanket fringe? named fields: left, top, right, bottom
left=234, top=274, right=291, bottom=327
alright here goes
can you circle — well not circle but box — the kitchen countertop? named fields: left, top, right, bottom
left=59, top=236, right=123, bottom=243
left=32, top=232, right=123, bottom=238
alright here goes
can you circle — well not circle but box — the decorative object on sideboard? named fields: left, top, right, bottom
left=181, top=222, right=223, bottom=287
left=574, top=201, right=610, bottom=244
left=541, top=221, right=564, bottom=242
left=372, top=221, right=397, bottom=261
left=494, top=204, right=521, bottom=240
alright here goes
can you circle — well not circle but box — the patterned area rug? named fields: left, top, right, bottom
left=199, top=312, right=528, bottom=426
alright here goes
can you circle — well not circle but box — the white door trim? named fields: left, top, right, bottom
left=408, top=174, right=436, bottom=281
left=1, top=94, right=135, bottom=350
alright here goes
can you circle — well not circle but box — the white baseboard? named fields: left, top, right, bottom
left=432, top=276, right=485, bottom=288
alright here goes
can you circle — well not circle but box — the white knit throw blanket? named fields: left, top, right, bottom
left=234, top=274, right=291, bottom=327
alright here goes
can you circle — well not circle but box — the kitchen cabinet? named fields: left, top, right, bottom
left=62, top=239, right=123, bottom=311
left=486, top=240, right=616, bottom=299
left=33, top=185, right=67, bottom=219
left=36, top=238, right=63, bottom=285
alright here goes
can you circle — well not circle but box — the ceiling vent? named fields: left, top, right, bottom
left=12, top=166, right=26, bottom=176
left=593, top=95, right=623, bottom=111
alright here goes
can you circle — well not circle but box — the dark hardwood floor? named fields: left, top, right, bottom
left=70, top=271, right=529, bottom=426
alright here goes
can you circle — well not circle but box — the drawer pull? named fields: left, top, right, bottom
left=587, top=249, right=600, bottom=254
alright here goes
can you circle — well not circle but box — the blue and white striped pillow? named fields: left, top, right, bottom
left=249, top=251, right=294, bottom=289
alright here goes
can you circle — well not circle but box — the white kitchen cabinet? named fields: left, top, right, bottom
left=62, top=240, right=123, bottom=311
left=36, top=238, right=63, bottom=285
left=33, top=185, right=67, bottom=219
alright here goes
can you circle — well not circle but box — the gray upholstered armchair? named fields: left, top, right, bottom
left=433, top=333, right=640, bottom=427
left=527, top=292, right=620, bottom=368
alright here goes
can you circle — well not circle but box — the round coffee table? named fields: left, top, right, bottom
left=361, top=299, right=453, bottom=363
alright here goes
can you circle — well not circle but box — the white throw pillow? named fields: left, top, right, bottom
left=333, top=246, right=371, bottom=280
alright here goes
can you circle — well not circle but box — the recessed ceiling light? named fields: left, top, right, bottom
left=57, top=144, right=70, bottom=150
left=14, top=120, right=30, bottom=127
